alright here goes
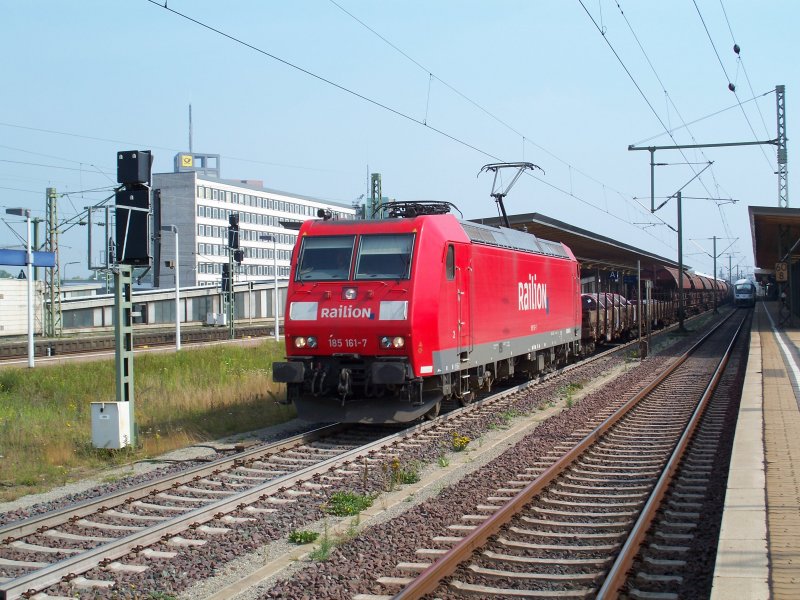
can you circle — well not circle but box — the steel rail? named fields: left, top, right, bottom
left=1, top=421, right=430, bottom=600
left=0, top=423, right=347, bottom=541
left=393, top=309, right=739, bottom=600
left=596, top=311, right=748, bottom=599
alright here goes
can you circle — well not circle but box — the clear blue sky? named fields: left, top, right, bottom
left=0, top=1, right=795, bottom=280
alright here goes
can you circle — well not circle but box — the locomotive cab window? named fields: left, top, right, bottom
left=355, top=234, right=414, bottom=280
left=296, top=235, right=355, bottom=281
left=446, top=244, right=455, bottom=280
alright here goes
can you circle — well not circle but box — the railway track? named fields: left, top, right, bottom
left=0, top=324, right=276, bottom=362
left=0, top=309, right=728, bottom=599
left=0, top=424, right=396, bottom=599
left=0, top=321, right=660, bottom=599
left=352, top=309, right=748, bottom=599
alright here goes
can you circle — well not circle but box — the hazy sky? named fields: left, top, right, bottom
left=0, top=1, right=795, bottom=280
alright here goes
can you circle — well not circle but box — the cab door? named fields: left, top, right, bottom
left=454, top=243, right=472, bottom=359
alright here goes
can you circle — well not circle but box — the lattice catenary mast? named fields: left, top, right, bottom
left=776, top=84, right=788, bottom=208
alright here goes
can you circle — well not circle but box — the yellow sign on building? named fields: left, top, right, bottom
left=776, top=261, right=788, bottom=282
left=181, top=154, right=194, bottom=168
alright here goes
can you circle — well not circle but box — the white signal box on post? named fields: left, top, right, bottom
left=91, top=402, right=132, bottom=449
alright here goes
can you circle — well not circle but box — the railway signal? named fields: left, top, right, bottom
left=115, top=150, right=153, bottom=266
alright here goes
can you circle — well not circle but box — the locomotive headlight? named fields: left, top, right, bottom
left=380, top=336, right=405, bottom=349
left=294, top=336, right=318, bottom=349
left=342, top=287, right=358, bottom=300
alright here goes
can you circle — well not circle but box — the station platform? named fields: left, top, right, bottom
left=712, top=301, right=800, bottom=599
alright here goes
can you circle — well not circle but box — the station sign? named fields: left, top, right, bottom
left=0, top=249, right=56, bottom=267
left=776, top=261, right=788, bottom=282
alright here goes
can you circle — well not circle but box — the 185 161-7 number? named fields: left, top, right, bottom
left=329, top=338, right=368, bottom=349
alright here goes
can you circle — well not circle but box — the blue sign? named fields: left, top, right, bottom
left=623, top=275, right=637, bottom=284
left=0, top=249, right=57, bottom=267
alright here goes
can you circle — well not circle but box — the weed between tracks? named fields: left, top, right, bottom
left=560, top=381, right=584, bottom=408
left=323, top=491, right=376, bottom=516
left=0, top=340, right=294, bottom=501
left=307, top=514, right=365, bottom=561
left=288, top=530, right=320, bottom=544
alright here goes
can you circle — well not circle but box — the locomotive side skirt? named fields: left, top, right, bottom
left=430, top=327, right=581, bottom=375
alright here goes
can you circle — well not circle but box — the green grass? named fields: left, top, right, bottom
left=288, top=530, right=320, bottom=544
left=0, top=339, right=294, bottom=501
left=323, top=491, right=376, bottom=516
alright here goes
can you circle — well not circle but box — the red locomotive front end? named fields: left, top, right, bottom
left=272, top=216, right=434, bottom=423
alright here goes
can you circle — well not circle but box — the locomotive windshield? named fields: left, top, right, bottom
left=296, top=235, right=355, bottom=281
left=355, top=234, right=414, bottom=280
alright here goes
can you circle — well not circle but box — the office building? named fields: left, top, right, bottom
left=153, top=152, right=357, bottom=288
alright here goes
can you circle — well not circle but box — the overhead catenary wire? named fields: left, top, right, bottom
left=631, top=90, right=774, bottom=146
left=328, top=0, right=644, bottom=209
left=0, top=122, right=348, bottom=177
left=576, top=0, right=718, bottom=246
left=691, top=0, right=774, bottom=171
left=580, top=0, right=761, bottom=271
left=718, top=0, right=772, bottom=141
left=607, top=1, right=734, bottom=211
left=143, top=0, right=679, bottom=256
left=328, top=0, right=678, bottom=251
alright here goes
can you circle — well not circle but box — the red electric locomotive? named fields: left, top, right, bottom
left=273, top=202, right=582, bottom=424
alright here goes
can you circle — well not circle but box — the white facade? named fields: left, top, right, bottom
left=152, top=170, right=357, bottom=288
left=0, top=278, right=43, bottom=336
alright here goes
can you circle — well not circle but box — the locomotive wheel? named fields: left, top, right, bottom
left=458, top=392, right=473, bottom=407
left=424, top=401, right=441, bottom=420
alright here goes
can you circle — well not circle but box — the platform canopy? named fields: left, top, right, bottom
left=749, top=206, right=800, bottom=270
left=473, top=212, right=682, bottom=273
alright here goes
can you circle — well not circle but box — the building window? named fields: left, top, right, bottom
left=153, top=300, right=175, bottom=324
left=192, top=295, right=213, bottom=321
left=63, top=308, right=94, bottom=329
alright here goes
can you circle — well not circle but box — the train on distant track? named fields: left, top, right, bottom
left=273, top=202, right=728, bottom=423
left=733, top=278, right=757, bottom=307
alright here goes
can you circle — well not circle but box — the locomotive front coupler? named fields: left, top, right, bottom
left=338, top=368, right=352, bottom=404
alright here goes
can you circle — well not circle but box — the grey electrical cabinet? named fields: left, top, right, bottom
left=91, top=402, right=132, bottom=449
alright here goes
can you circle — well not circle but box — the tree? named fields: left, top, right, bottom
left=0, top=269, right=14, bottom=279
